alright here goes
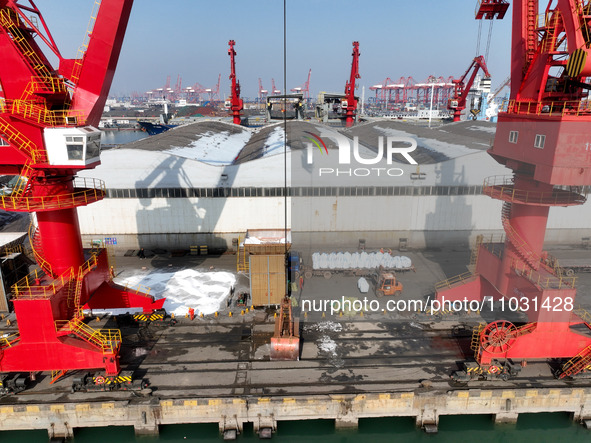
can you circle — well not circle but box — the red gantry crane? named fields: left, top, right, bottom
left=258, top=78, right=268, bottom=103
left=227, top=40, right=243, bottom=125
left=344, top=41, right=361, bottom=127
left=448, top=55, right=491, bottom=122
left=0, top=0, right=163, bottom=378
left=291, top=68, right=311, bottom=100
left=271, top=78, right=281, bottom=95
left=439, top=0, right=591, bottom=379
left=205, top=73, right=221, bottom=104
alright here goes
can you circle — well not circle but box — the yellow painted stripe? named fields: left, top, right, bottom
left=257, top=398, right=270, bottom=403
left=26, top=405, right=40, bottom=412
left=283, top=398, right=296, bottom=404
left=50, top=405, right=65, bottom=413
left=379, top=394, right=391, bottom=400
left=161, top=400, right=173, bottom=407
left=0, top=407, right=13, bottom=414
left=567, top=49, right=587, bottom=77
left=208, top=399, right=222, bottom=406
left=184, top=400, right=197, bottom=407
left=457, top=391, right=469, bottom=398
left=76, top=404, right=90, bottom=412
left=526, top=390, right=538, bottom=397
left=102, top=403, right=114, bottom=409
left=401, top=393, right=414, bottom=399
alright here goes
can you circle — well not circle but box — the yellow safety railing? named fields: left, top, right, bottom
left=0, top=243, right=24, bottom=256
left=511, top=260, right=577, bottom=289
left=539, top=10, right=563, bottom=54
left=0, top=117, right=46, bottom=163
left=236, top=235, right=249, bottom=272
left=0, top=332, right=20, bottom=349
left=574, top=306, right=591, bottom=325
left=28, top=223, right=53, bottom=276
left=435, top=271, right=477, bottom=291
left=4, top=99, right=83, bottom=127
left=0, top=8, right=52, bottom=78
left=72, top=253, right=98, bottom=315
left=10, top=160, right=33, bottom=198
left=501, top=201, right=540, bottom=267
left=501, top=99, right=591, bottom=117
left=483, top=175, right=587, bottom=205
left=469, top=235, right=483, bottom=267
left=471, top=323, right=485, bottom=361
left=12, top=267, right=74, bottom=299
left=71, top=0, right=102, bottom=84
left=55, top=317, right=120, bottom=354
left=122, top=283, right=151, bottom=297
left=0, top=177, right=106, bottom=212
left=21, top=76, right=68, bottom=99
left=559, top=344, right=591, bottom=378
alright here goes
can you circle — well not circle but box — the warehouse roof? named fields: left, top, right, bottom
left=82, top=119, right=509, bottom=188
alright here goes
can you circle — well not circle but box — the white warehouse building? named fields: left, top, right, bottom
left=77, top=120, right=591, bottom=252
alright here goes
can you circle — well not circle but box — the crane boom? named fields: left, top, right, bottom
left=0, top=0, right=162, bottom=378
left=68, top=0, right=134, bottom=126
left=447, top=55, right=490, bottom=121
left=227, top=40, right=243, bottom=125
left=344, top=41, right=360, bottom=127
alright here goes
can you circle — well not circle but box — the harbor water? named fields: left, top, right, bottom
left=101, top=129, right=148, bottom=146
left=1, top=413, right=589, bottom=442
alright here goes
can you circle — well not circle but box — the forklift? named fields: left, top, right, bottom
left=375, top=271, right=403, bottom=297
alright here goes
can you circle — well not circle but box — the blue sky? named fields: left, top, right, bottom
left=35, top=0, right=512, bottom=100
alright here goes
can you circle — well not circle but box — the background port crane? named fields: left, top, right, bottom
left=258, top=78, right=268, bottom=103
left=447, top=55, right=491, bottom=122
left=344, top=41, right=360, bottom=127
left=227, top=40, right=243, bottom=125
left=205, top=73, right=221, bottom=104
left=290, top=68, right=311, bottom=101
left=0, top=0, right=162, bottom=378
left=271, top=78, right=281, bottom=95
left=439, top=0, right=591, bottom=379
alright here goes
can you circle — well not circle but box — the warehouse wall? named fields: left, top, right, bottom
left=77, top=191, right=591, bottom=250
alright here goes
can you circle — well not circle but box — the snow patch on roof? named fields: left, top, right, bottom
left=262, top=126, right=289, bottom=157
left=165, top=130, right=252, bottom=165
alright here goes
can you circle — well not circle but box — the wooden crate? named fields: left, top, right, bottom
left=249, top=254, right=286, bottom=306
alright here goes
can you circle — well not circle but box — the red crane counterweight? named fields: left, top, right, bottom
left=475, top=0, right=509, bottom=20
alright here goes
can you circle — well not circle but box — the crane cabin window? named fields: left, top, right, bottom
left=509, top=131, right=518, bottom=143
left=534, top=134, right=546, bottom=149
left=65, top=136, right=84, bottom=160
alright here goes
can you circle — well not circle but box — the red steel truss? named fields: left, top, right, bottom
left=0, top=0, right=163, bottom=376
left=438, top=0, right=591, bottom=377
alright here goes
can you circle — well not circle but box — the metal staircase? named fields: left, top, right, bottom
left=559, top=345, right=591, bottom=378
left=0, top=117, right=46, bottom=163
left=501, top=201, right=540, bottom=269
left=0, top=8, right=52, bottom=78
left=29, top=223, right=53, bottom=277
